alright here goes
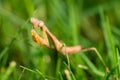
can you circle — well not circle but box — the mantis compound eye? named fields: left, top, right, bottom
left=30, top=17, right=44, bottom=28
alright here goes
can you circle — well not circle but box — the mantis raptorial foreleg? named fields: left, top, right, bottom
left=31, top=29, right=49, bottom=47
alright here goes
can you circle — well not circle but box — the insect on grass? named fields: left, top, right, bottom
left=30, top=17, right=109, bottom=72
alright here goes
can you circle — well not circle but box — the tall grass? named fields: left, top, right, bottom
left=0, top=0, right=120, bottom=80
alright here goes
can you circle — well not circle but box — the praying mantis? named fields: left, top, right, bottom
left=30, top=17, right=109, bottom=72
left=30, top=18, right=82, bottom=55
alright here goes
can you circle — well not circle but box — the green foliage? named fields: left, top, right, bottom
left=0, top=0, right=120, bottom=80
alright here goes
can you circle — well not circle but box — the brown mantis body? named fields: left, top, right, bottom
left=30, top=17, right=109, bottom=72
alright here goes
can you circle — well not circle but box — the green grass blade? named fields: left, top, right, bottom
left=99, top=8, right=117, bottom=68
left=80, top=54, right=105, bottom=77
left=0, top=38, right=16, bottom=61
left=18, top=68, right=25, bottom=80
left=1, top=61, right=16, bottom=80
left=116, top=48, right=120, bottom=76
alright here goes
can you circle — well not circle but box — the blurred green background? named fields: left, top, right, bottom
left=0, top=0, right=120, bottom=80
